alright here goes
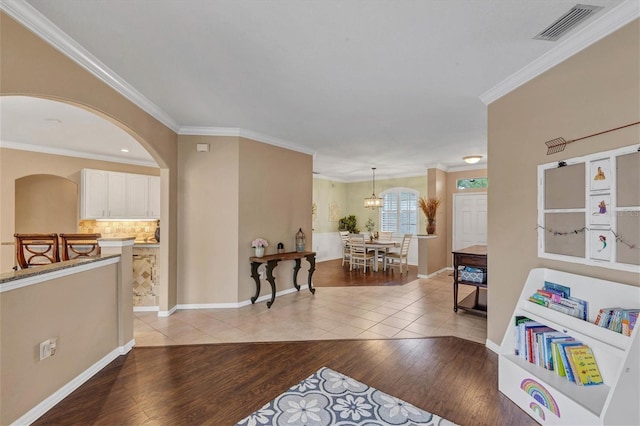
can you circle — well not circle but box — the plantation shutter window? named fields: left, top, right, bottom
left=380, top=189, right=418, bottom=235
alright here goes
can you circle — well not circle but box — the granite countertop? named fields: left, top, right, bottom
left=0, top=254, right=120, bottom=285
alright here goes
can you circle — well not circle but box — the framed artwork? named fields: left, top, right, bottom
left=538, top=144, right=639, bottom=273
left=589, top=194, right=610, bottom=226
left=590, top=158, right=611, bottom=191
left=590, top=229, right=612, bottom=261
left=328, top=201, right=341, bottom=222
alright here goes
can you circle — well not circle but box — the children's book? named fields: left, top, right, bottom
left=557, top=341, right=585, bottom=382
left=513, top=316, right=533, bottom=356
left=622, top=310, right=639, bottom=336
left=544, top=281, right=571, bottom=298
left=550, top=337, right=575, bottom=376
left=526, top=325, right=554, bottom=364
left=565, top=346, right=604, bottom=386
left=543, top=333, right=571, bottom=370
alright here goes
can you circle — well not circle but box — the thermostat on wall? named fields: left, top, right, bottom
left=196, top=143, right=210, bottom=152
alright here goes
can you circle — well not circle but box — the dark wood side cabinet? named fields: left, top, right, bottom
left=452, top=245, right=487, bottom=315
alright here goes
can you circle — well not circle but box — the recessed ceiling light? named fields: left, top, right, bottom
left=44, top=118, right=61, bottom=124
left=121, top=148, right=130, bottom=153
left=463, top=155, right=483, bottom=164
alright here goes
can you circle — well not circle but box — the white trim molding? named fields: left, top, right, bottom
left=480, top=0, right=640, bottom=105
left=179, top=126, right=317, bottom=157
left=10, top=342, right=133, bottom=426
left=0, top=140, right=159, bottom=168
left=177, top=286, right=309, bottom=311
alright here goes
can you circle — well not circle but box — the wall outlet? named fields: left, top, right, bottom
left=39, top=339, right=52, bottom=360
left=39, top=337, right=58, bottom=360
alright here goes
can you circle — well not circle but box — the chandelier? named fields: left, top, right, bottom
left=363, top=167, right=384, bottom=209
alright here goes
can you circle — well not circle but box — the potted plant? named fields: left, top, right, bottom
left=338, top=215, right=359, bottom=234
left=418, top=197, right=441, bottom=235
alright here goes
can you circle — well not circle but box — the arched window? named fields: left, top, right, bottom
left=379, top=188, right=419, bottom=235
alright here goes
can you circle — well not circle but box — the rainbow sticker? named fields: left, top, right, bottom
left=529, top=402, right=546, bottom=421
left=520, top=378, right=560, bottom=418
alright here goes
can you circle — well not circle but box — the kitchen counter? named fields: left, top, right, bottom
left=0, top=254, right=120, bottom=285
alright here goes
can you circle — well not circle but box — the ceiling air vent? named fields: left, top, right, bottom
left=534, top=4, right=603, bottom=41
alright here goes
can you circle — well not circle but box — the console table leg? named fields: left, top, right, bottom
left=306, top=253, right=316, bottom=294
left=250, top=262, right=261, bottom=304
left=265, top=259, right=279, bottom=308
left=453, top=267, right=459, bottom=312
left=292, top=259, right=301, bottom=291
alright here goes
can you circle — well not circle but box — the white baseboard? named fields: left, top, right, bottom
left=417, top=266, right=452, bottom=279
left=12, top=340, right=134, bottom=426
left=133, top=306, right=159, bottom=312
left=176, top=285, right=309, bottom=311
left=157, top=305, right=177, bottom=317
left=485, top=338, right=500, bottom=354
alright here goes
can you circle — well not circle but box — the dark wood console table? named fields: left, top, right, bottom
left=249, top=251, right=316, bottom=308
left=452, top=245, right=487, bottom=315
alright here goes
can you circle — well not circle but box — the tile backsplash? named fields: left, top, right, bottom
left=79, top=220, right=159, bottom=242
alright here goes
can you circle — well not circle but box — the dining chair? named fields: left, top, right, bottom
left=349, top=234, right=375, bottom=272
left=369, top=231, right=393, bottom=269
left=386, top=233, right=412, bottom=274
left=60, top=233, right=102, bottom=261
left=14, top=233, right=60, bottom=269
left=339, top=231, right=351, bottom=266
left=377, top=231, right=393, bottom=241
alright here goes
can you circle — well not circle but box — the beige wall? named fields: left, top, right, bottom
left=343, top=174, right=428, bottom=234
left=487, top=20, right=640, bottom=345
left=177, top=136, right=313, bottom=304
left=1, top=12, right=178, bottom=311
left=0, top=263, right=119, bottom=425
left=238, top=138, right=313, bottom=301
left=426, top=168, right=447, bottom=273
left=15, top=174, right=78, bottom=234
left=0, top=148, right=159, bottom=272
left=312, top=178, right=348, bottom=233
left=177, top=135, right=240, bottom=304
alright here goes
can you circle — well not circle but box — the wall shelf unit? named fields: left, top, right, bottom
left=499, top=268, right=639, bottom=425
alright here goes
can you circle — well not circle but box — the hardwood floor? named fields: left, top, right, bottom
left=312, top=258, right=418, bottom=287
left=34, top=337, right=535, bottom=426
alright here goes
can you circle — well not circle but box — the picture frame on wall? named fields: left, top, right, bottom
left=590, top=158, right=611, bottom=191
left=590, top=229, right=612, bottom=261
left=589, top=194, right=611, bottom=226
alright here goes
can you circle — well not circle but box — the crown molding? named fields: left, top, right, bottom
left=0, top=0, right=180, bottom=132
left=179, top=126, right=317, bottom=156
left=0, top=140, right=159, bottom=168
left=480, top=0, right=639, bottom=105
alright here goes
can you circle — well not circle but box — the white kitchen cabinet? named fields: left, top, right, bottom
left=81, top=169, right=108, bottom=219
left=80, top=169, right=160, bottom=220
left=106, top=172, right=127, bottom=218
left=147, top=176, right=160, bottom=219
left=127, top=174, right=150, bottom=218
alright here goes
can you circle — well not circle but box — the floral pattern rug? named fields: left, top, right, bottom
left=236, top=367, right=457, bottom=426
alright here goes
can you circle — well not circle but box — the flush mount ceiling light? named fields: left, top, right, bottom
left=363, top=167, right=384, bottom=209
left=120, top=148, right=130, bottom=153
left=463, top=155, right=483, bottom=164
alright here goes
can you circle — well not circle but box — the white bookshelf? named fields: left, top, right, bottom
left=499, top=268, right=639, bottom=425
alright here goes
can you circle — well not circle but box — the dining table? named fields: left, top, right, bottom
left=364, top=239, right=399, bottom=272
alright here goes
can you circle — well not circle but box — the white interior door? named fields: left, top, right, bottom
left=453, top=193, right=487, bottom=250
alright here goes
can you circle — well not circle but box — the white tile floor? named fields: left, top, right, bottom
left=134, top=272, right=487, bottom=346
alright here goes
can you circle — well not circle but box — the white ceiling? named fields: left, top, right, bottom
left=0, top=0, right=635, bottom=181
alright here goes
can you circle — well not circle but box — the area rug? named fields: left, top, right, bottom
left=235, top=367, right=457, bottom=426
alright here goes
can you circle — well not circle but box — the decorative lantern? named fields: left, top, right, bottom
left=295, top=228, right=306, bottom=252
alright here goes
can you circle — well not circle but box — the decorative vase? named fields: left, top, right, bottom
left=295, top=228, right=306, bottom=252
left=426, top=219, right=436, bottom=235
left=254, top=247, right=265, bottom=257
